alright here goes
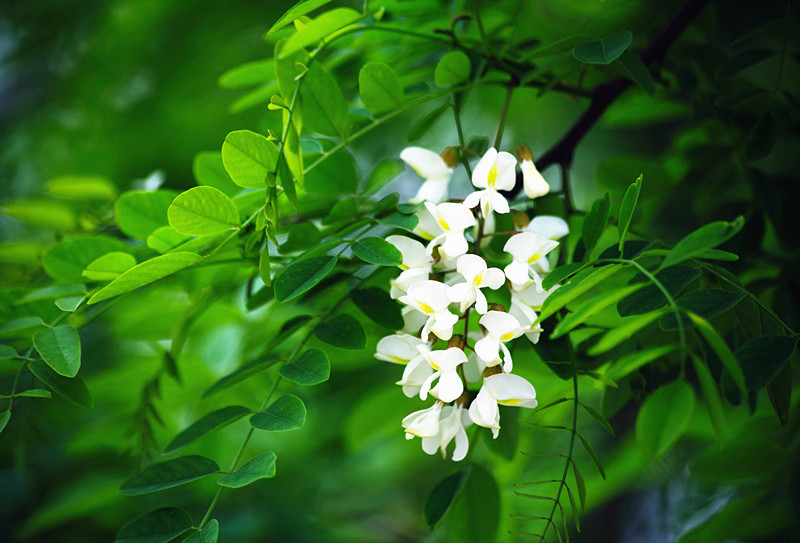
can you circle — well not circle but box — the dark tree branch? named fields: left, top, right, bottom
left=505, top=0, right=711, bottom=200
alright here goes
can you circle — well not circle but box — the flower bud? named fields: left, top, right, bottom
left=488, top=302, right=507, bottom=313
left=448, top=334, right=467, bottom=350
left=512, top=211, right=530, bottom=230
left=516, top=144, right=533, bottom=162
left=483, top=365, right=502, bottom=378
left=440, top=147, right=459, bottom=169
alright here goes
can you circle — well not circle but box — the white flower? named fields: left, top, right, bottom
left=447, top=254, right=505, bottom=314
left=463, top=147, right=517, bottom=216
left=503, top=232, right=559, bottom=291
left=398, top=280, right=459, bottom=341
left=418, top=345, right=468, bottom=402
left=386, top=235, right=434, bottom=298
left=396, top=348, right=436, bottom=398
left=400, top=147, right=454, bottom=204
left=420, top=404, right=472, bottom=461
left=413, top=206, right=444, bottom=241
left=521, top=215, right=569, bottom=242
left=403, top=401, right=444, bottom=439
left=521, top=159, right=550, bottom=199
left=424, top=202, right=476, bottom=260
left=401, top=305, right=428, bottom=335
left=475, top=311, right=523, bottom=372
left=469, top=373, right=538, bottom=438
left=374, top=333, right=427, bottom=365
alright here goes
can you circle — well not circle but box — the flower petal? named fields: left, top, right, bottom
left=494, top=151, right=518, bottom=190
left=412, top=178, right=449, bottom=204
left=456, top=253, right=485, bottom=281
left=436, top=370, right=464, bottom=402
left=481, top=268, right=506, bottom=290
left=475, top=335, right=501, bottom=363
left=521, top=159, right=550, bottom=198
left=386, top=235, right=432, bottom=269
left=441, top=232, right=468, bottom=259
left=407, top=280, right=451, bottom=311
left=491, top=191, right=510, bottom=214
left=484, top=373, right=537, bottom=405
left=471, top=147, right=498, bottom=189
left=400, top=147, right=451, bottom=180
left=526, top=215, right=569, bottom=240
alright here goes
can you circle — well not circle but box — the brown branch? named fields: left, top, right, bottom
left=505, top=0, right=711, bottom=200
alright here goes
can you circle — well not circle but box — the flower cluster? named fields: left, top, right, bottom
left=374, top=145, right=569, bottom=460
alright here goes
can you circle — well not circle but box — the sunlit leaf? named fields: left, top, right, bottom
left=279, top=8, right=361, bottom=59
left=250, top=394, right=306, bottom=431
left=42, top=235, right=129, bottom=283
left=300, top=62, right=350, bottom=138
left=114, top=190, right=177, bottom=240
left=267, top=0, right=334, bottom=36
left=119, top=456, right=220, bottom=495
left=538, top=265, right=622, bottom=323
left=82, top=252, right=137, bottom=282
left=352, top=237, right=402, bottom=266
left=193, top=152, right=240, bottom=197
left=359, top=62, right=404, bottom=114
left=660, top=217, right=744, bottom=270
left=618, top=174, right=642, bottom=252
left=221, top=130, right=278, bottom=189
left=587, top=310, right=664, bottom=355
left=164, top=406, right=251, bottom=454
left=217, top=451, right=277, bottom=488
left=636, top=380, right=695, bottom=457
left=33, top=325, right=81, bottom=378
left=218, top=59, right=274, bottom=88
left=605, top=345, right=677, bottom=381
left=88, top=252, right=201, bottom=304
left=434, top=51, right=471, bottom=87
left=279, top=222, right=320, bottom=254
left=45, top=175, right=116, bottom=201
left=1, top=200, right=76, bottom=231
left=168, top=186, right=240, bottom=236
left=551, top=284, right=642, bottom=338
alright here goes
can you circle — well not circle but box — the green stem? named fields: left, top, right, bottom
left=493, top=84, right=514, bottom=149
left=452, top=96, right=473, bottom=180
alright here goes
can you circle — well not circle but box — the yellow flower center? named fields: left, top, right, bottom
left=500, top=332, right=515, bottom=341
left=528, top=253, right=542, bottom=264
left=498, top=398, right=523, bottom=406
left=487, top=162, right=498, bottom=188
left=430, top=361, right=440, bottom=370
left=388, top=355, right=409, bottom=365
left=418, top=301, right=435, bottom=314
left=473, top=272, right=483, bottom=285
left=437, top=216, right=450, bottom=231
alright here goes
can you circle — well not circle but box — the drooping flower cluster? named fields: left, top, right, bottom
left=376, top=145, right=570, bottom=461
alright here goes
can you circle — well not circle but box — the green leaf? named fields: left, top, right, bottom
left=689, top=313, right=748, bottom=400
left=18, top=284, right=86, bottom=303
left=730, top=336, right=797, bottom=393
left=359, top=62, right=403, bottom=114
left=351, top=287, right=404, bottom=330
left=538, top=265, right=622, bottom=323
left=314, top=314, right=366, bottom=349
left=423, top=469, right=470, bottom=529
left=1, top=199, right=76, bottom=230
left=164, top=406, right=251, bottom=455
left=250, top=394, right=306, bottom=432
left=619, top=51, right=655, bottom=95
left=564, top=482, right=581, bottom=531
left=605, top=345, right=677, bottom=381
left=617, top=265, right=701, bottom=317
left=114, top=190, right=177, bottom=240
left=636, top=380, right=695, bottom=458
left=115, top=508, right=193, bottom=543
left=274, top=255, right=337, bottom=302
left=659, top=289, right=745, bottom=331
left=259, top=245, right=271, bottom=286
left=267, top=0, right=334, bottom=36
left=0, top=317, right=45, bottom=339
left=183, top=520, right=219, bottom=543
left=322, top=197, right=358, bottom=224
left=119, top=455, right=220, bottom=495
left=578, top=434, right=606, bottom=479
left=55, top=296, right=84, bottom=312
left=221, top=130, right=279, bottom=189
left=719, top=49, right=774, bottom=78
left=33, top=325, right=81, bottom=378
left=407, top=100, right=450, bottom=142
left=0, top=410, right=10, bottom=434
left=691, top=354, right=725, bottom=448
left=193, top=151, right=239, bottom=196
left=352, top=236, right=402, bottom=266
left=767, top=362, right=791, bottom=426
left=42, top=235, right=129, bottom=283
left=579, top=402, right=615, bottom=436
left=45, top=175, right=116, bottom=201
left=279, top=349, right=330, bottom=385
left=365, top=158, right=404, bottom=192
left=300, top=61, right=350, bottom=138
left=279, top=8, right=361, bottom=58
left=305, top=149, right=359, bottom=195
left=217, top=451, right=277, bottom=488
left=203, top=355, right=281, bottom=398
left=88, top=252, right=201, bottom=305
left=0, top=344, right=18, bottom=359
left=587, top=310, right=664, bottom=355
left=550, top=284, right=643, bottom=339
left=660, top=217, right=744, bottom=270
left=434, top=51, right=471, bottom=87
left=542, top=262, right=587, bottom=291
left=377, top=212, right=418, bottom=231
left=168, top=186, right=240, bottom=236
left=13, top=388, right=52, bottom=399
left=573, top=31, right=633, bottom=64
left=82, top=252, right=137, bottom=282
left=218, top=58, right=274, bottom=89
left=28, top=359, right=93, bottom=409
left=279, top=222, right=320, bottom=254
left=448, top=465, right=500, bottom=543
left=581, top=192, right=611, bottom=255
left=146, top=226, right=192, bottom=254
left=618, top=174, right=642, bottom=252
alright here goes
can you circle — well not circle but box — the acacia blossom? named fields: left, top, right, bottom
left=475, top=311, right=524, bottom=372
left=423, top=202, right=476, bottom=260
left=517, top=145, right=550, bottom=199
left=419, top=404, right=472, bottom=461
left=400, top=147, right=456, bottom=204
left=468, top=373, right=538, bottom=438
left=398, top=280, right=459, bottom=341
left=446, top=254, right=505, bottom=314
left=402, top=401, right=444, bottom=439
left=418, top=346, right=468, bottom=403
left=521, top=215, right=569, bottom=241
left=503, top=232, right=559, bottom=291
left=386, top=235, right=433, bottom=298
left=463, top=147, right=517, bottom=216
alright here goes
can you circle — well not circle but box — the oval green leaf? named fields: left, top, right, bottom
left=300, top=62, right=350, bottom=138
left=279, top=8, right=361, bottom=59
left=314, top=314, right=366, bottom=349
left=183, top=519, right=219, bottom=543
left=114, top=190, right=177, bottom=240
left=279, top=349, right=330, bottom=385
left=620, top=51, right=655, bottom=95
left=448, top=464, right=500, bottom=543
left=33, top=325, right=81, bottom=378
left=581, top=192, right=611, bottom=255
left=28, top=359, right=93, bottom=409
left=434, top=51, right=471, bottom=87
left=221, top=130, right=278, bottom=189
left=217, top=451, right=277, bottom=488
left=45, top=175, right=116, bottom=201
left=618, top=174, right=642, bottom=252
left=119, top=455, right=220, bottom=495
left=617, top=265, right=701, bottom=317
left=88, top=252, right=201, bottom=305
left=352, top=237, right=402, bottom=266
left=359, top=62, right=404, bottom=114
left=659, top=288, right=745, bottom=331
left=168, top=186, right=240, bottom=237
left=114, top=507, right=193, bottom=543
left=267, top=0, right=333, bottom=36
left=660, top=216, right=744, bottom=270
left=164, top=406, right=251, bottom=455
left=274, top=255, right=337, bottom=302
left=424, top=469, right=470, bottom=529
left=636, top=380, right=695, bottom=458
left=250, top=394, right=306, bottom=432
left=202, top=355, right=281, bottom=398
left=351, top=287, right=404, bottom=330
left=82, top=252, right=137, bottom=282
left=42, top=235, right=130, bottom=283
left=573, top=31, right=633, bottom=64
left=587, top=310, right=663, bottom=355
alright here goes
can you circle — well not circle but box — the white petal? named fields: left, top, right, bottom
left=463, top=190, right=481, bottom=209
left=474, top=289, right=488, bottom=314
left=414, top=207, right=444, bottom=240
left=407, top=280, right=451, bottom=311
left=475, top=335, right=501, bottom=363
left=491, top=191, right=510, bottom=214
left=419, top=370, right=439, bottom=401
left=484, top=373, right=537, bottom=405
left=438, top=203, right=476, bottom=231
left=397, top=355, right=435, bottom=386
left=456, top=253, right=485, bottom=281
left=504, top=261, right=531, bottom=285
left=471, top=147, right=498, bottom=189
left=394, top=267, right=430, bottom=292
left=479, top=311, right=521, bottom=339
left=412, top=178, right=450, bottom=204
left=441, top=232, right=468, bottom=259
left=436, top=370, right=464, bottom=402
left=431, top=310, right=458, bottom=340
left=400, top=147, right=451, bottom=180
left=521, top=159, right=550, bottom=199
left=386, top=235, right=432, bottom=269
left=526, top=215, right=569, bottom=240
left=503, top=232, right=535, bottom=261
left=451, top=425, right=469, bottom=461
left=375, top=334, right=419, bottom=364
left=481, top=268, right=506, bottom=290
left=500, top=342, right=513, bottom=373
left=469, top=386, right=499, bottom=428
left=421, top=435, right=440, bottom=455
left=401, top=306, right=428, bottom=334
left=447, top=281, right=473, bottom=304
left=401, top=403, right=442, bottom=437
